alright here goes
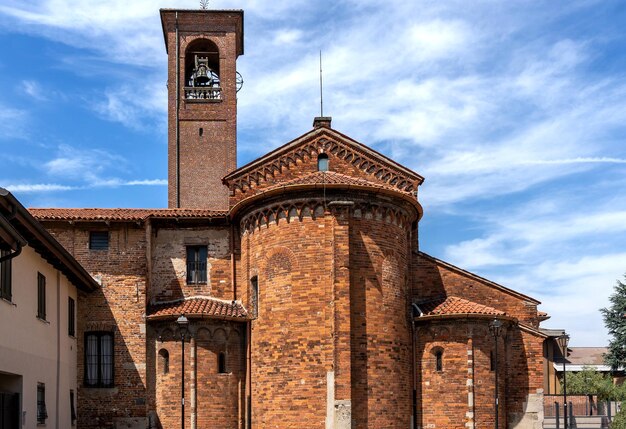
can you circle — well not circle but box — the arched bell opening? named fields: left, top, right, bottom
left=185, top=38, right=221, bottom=100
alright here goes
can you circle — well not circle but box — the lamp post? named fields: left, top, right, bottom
left=489, top=319, right=503, bottom=429
left=177, top=314, right=189, bottom=429
left=556, top=334, right=570, bottom=429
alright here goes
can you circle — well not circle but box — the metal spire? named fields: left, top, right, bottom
left=319, top=50, right=324, bottom=117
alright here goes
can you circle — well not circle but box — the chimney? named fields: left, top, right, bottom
left=313, top=116, right=332, bottom=129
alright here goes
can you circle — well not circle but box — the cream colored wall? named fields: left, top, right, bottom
left=0, top=245, right=78, bottom=428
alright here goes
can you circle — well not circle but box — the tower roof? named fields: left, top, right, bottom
left=160, top=9, right=244, bottom=56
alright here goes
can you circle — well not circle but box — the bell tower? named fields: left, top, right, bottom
left=160, top=9, right=244, bottom=210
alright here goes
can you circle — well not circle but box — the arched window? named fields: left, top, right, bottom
left=218, top=352, right=227, bottom=374
left=184, top=39, right=221, bottom=100
left=250, top=276, right=259, bottom=318
left=317, top=153, right=329, bottom=172
left=158, top=349, right=169, bottom=374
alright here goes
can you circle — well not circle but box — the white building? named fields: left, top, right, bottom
left=0, top=188, right=97, bottom=428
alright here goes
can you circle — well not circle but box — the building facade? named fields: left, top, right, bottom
left=0, top=188, right=97, bottom=429
left=27, top=8, right=555, bottom=429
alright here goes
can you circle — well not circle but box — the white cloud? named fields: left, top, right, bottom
left=2, top=183, right=77, bottom=193
left=21, top=80, right=47, bottom=101
left=92, top=81, right=167, bottom=130
left=0, top=102, right=27, bottom=139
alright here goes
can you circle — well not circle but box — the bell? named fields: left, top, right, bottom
left=193, top=55, right=211, bottom=85
left=194, top=64, right=210, bottom=85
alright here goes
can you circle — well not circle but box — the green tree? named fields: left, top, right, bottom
left=562, top=366, right=614, bottom=400
left=601, top=274, right=626, bottom=371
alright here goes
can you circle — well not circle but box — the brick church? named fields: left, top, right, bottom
left=29, top=8, right=552, bottom=429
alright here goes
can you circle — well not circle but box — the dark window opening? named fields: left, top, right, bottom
left=89, top=231, right=109, bottom=250
left=68, top=297, right=76, bottom=336
left=84, top=332, right=114, bottom=387
left=0, top=249, right=11, bottom=301
left=218, top=352, right=227, bottom=374
left=185, top=39, right=220, bottom=87
left=199, top=127, right=203, bottom=137
left=37, top=383, right=47, bottom=424
left=70, top=390, right=76, bottom=425
left=435, top=350, right=443, bottom=372
left=158, top=349, right=169, bottom=374
left=186, top=246, right=207, bottom=284
left=37, top=272, right=46, bottom=320
left=317, top=153, right=329, bottom=172
left=250, top=276, right=259, bottom=318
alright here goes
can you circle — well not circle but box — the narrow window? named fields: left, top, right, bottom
left=68, top=297, right=76, bottom=336
left=37, top=272, right=46, bottom=320
left=158, top=349, right=169, bottom=374
left=89, top=231, right=109, bottom=250
left=0, top=249, right=11, bottom=301
left=317, top=153, right=329, bottom=171
left=84, top=332, right=114, bottom=387
left=70, top=390, right=76, bottom=425
left=199, top=127, right=204, bottom=137
left=490, top=350, right=495, bottom=371
left=218, top=352, right=227, bottom=374
left=186, top=246, right=207, bottom=284
left=37, top=383, right=47, bottom=424
left=250, top=276, right=259, bottom=318
left=435, top=350, right=443, bottom=372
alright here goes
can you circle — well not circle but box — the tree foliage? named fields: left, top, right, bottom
left=561, top=366, right=626, bottom=401
left=601, top=275, right=626, bottom=371
left=562, top=367, right=616, bottom=400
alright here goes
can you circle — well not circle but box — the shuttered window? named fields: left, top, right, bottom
left=37, top=273, right=46, bottom=320
left=68, top=297, right=76, bottom=337
left=0, top=249, right=11, bottom=301
left=89, top=231, right=109, bottom=250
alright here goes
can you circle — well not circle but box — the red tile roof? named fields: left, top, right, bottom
left=417, top=296, right=505, bottom=317
left=264, top=171, right=412, bottom=195
left=29, top=208, right=228, bottom=221
left=148, top=297, right=248, bottom=320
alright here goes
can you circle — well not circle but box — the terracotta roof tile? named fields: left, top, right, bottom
left=29, top=208, right=229, bottom=221
left=264, top=171, right=411, bottom=194
left=417, top=296, right=505, bottom=317
left=148, top=297, right=248, bottom=320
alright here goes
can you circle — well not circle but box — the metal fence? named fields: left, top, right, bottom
left=544, top=395, right=620, bottom=429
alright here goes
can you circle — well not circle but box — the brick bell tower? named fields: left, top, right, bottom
left=160, top=9, right=244, bottom=210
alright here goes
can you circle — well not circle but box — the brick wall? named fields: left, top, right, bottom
left=237, top=190, right=416, bottom=429
left=150, top=321, right=246, bottom=429
left=415, top=320, right=543, bottom=429
left=165, top=12, right=240, bottom=210
left=150, top=226, right=233, bottom=303
left=414, top=253, right=540, bottom=326
left=44, top=222, right=148, bottom=429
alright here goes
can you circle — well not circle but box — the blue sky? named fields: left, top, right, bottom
left=1, top=0, right=626, bottom=346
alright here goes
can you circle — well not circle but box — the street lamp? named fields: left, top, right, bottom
left=556, top=334, right=570, bottom=429
left=489, top=319, right=503, bottom=429
left=177, top=314, right=190, bottom=429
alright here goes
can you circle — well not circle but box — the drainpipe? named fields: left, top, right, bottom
left=55, top=270, right=61, bottom=429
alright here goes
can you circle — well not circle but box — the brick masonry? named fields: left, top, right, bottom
left=29, top=7, right=551, bottom=429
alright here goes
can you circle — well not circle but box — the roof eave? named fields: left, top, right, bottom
left=0, top=189, right=99, bottom=292
left=418, top=251, right=541, bottom=305
left=223, top=127, right=425, bottom=185
left=229, top=182, right=423, bottom=220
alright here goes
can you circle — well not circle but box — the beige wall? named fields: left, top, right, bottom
left=0, top=245, right=78, bottom=428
